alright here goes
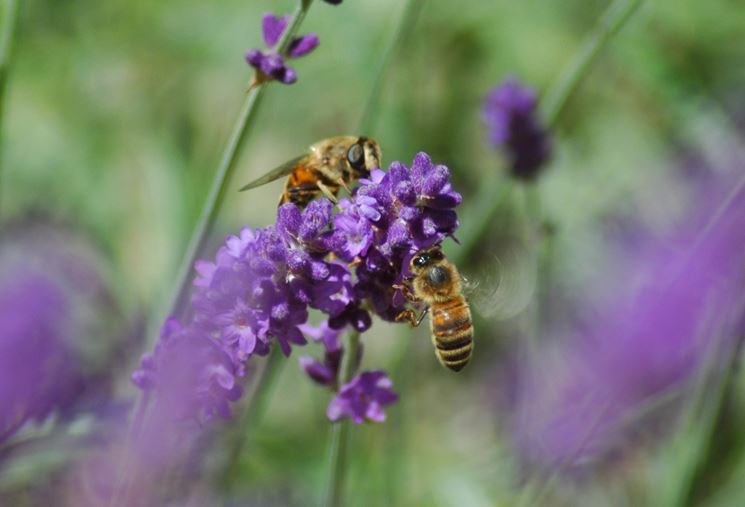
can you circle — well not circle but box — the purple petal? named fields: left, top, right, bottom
left=262, top=13, right=289, bottom=48
left=288, top=34, right=319, bottom=58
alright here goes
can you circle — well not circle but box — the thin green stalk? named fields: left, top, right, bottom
left=541, top=0, right=643, bottom=127
left=166, top=0, right=316, bottom=324
left=450, top=176, right=512, bottom=265
left=165, top=85, right=266, bottom=319
left=113, top=1, right=318, bottom=503
left=357, top=0, right=424, bottom=134
left=0, top=0, right=19, bottom=213
left=324, top=330, right=360, bottom=507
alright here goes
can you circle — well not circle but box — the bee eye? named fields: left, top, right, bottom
left=413, top=255, right=428, bottom=268
left=430, top=249, right=444, bottom=261
left=346, top=143, right=365, bottom=170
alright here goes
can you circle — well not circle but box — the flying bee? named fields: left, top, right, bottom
left=239, top=136, right=382, bottom=208
left=395, top=246, right=474, bottom=372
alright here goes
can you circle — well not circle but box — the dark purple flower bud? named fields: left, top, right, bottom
left=288, top=34, right=320, bottom=59
left=244, top=49, right=264, bottom=68
left=483, top=77, right=552, bottom=181
left=247, top=12, right=318, bottom=85
left=262, top=13, right=289, bottom=48
left=327, top=371, right=398, bottom=423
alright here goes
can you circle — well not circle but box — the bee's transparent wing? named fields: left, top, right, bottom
left=466, top=246, right=537, bottom=321
left=239, top=155, right=306, bottom=191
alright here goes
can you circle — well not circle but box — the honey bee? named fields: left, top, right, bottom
left=395, top=246, right=474, bottom=372
left=239, top=136, right=382, bottom=208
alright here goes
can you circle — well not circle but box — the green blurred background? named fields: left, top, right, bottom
left=3, top=0, right=745, bottom=505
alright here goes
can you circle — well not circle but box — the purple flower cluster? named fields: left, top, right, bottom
left=135, top=153, right=463, bottom=424
left=326, top=152, right=462, bottom=321
left=510, top=174, right=745, bottom=470
left=0, top=220, right=120, bottom=443
left=483, top=77, right=552, bottom=181
left=245, top=13, right=319, bottom=85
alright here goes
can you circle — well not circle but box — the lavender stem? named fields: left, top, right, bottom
left=455, top=0, right=643, bottom=264
left=541, top=0, right=643, bottom=127
left=323, top=330, right=360, bottom=507
left=0, top=0, right=19, bottom=214
left=357, top=0, right=424, bottom=134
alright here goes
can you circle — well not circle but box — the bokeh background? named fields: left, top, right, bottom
left=2, top=0, right=745, bottom=505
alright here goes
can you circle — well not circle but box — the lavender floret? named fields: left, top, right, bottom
left=483, top=77, right=552, bottom=180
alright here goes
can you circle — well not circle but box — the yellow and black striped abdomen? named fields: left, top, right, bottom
left=430, top=297, right=473, bottom=372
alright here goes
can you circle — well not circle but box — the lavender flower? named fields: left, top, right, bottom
left=0, top=221, right=121, bottom=443
left=327, top=152, right=462, bottom=321
left=483, top=77, right=552, bottom=181
left=511, top=175, right=745, bottom=469
left=245, top=13, right=319, bottom=85
left=135, top=152, right=462, bottom=424
left=327, top=371, right=398, bottom=424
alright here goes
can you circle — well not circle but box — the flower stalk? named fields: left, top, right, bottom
left=0, top=0, right=19, bottom=214
left=457, top=0, right=643, bottom=265
left=324, top=330, right=360, bottom=507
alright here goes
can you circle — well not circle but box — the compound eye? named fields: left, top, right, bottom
left=413, top=255, right=428, bottom=268
left=346, top=143, right=365, bottom=170
left=430, top=249, right=444, bottom=261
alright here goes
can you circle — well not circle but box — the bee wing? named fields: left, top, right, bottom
left=466, top=246, right=537, bottom=321
left=239, top=155, right=307, bottom=191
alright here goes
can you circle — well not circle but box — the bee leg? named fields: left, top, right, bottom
left=414, top=307, right=429, bottom=327
left=395, top=307, right=429, bottom=327
left=393, top=283, right=420, bottom=303
left=336, top=178, right=352, bottom=194
left=395, top=309, right=420, bottom=327
left=316, top=181, right=339, bottom=203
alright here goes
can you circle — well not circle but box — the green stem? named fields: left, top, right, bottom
left=324, top=330, right=360, bottom=507
left=166, top=85, right=266, bottom=319
left=0, top=0, right=19, bottom=213
left=541, top=0, right=643, bottom=128
left=357, top=0, right=424, bottom=134
left=450, top=176, right=512, bottom=265
left=166, top=0, right=316, bottom=324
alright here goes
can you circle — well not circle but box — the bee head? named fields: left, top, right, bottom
left=410, top=247, right=444, bottom=272
left=346, top=137, right=381, bottom=179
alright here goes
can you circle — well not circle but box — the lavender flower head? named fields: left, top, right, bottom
left=245, top=13, right=319, bottom=85
left=327, top=371, right=398, bottom=424
left=483, top=77, right=552, bottom=181
left=0, top=221, right=120, bottom=443
left=135, top=152, right=464, bottom=425
left=510, top=175, right=745, bottom=470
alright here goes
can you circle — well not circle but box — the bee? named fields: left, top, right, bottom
left=395, top=246, right=474, bottom=372
left=239, top=136, right=382, bottom=208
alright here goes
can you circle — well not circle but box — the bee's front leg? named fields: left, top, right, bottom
left=394, top=307, right=430, bottom=327
left=392, top=283, right=419, bottom=304
left=316, top=181, right=339, bottom=204
left=336, top=177, right=352, bottom=194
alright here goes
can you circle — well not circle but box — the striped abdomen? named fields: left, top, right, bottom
left=430, top=296, right=473, bottom=372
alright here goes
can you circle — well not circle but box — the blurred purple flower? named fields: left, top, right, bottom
left=0, top=221, right=121, bottom=444
left=327, top=371, right=398, bottom=424
left=511, top=176, right=745, bottom=469
left=483, top=77, right=552, bottom=181
left=245, top=12, right=319, bottom=85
